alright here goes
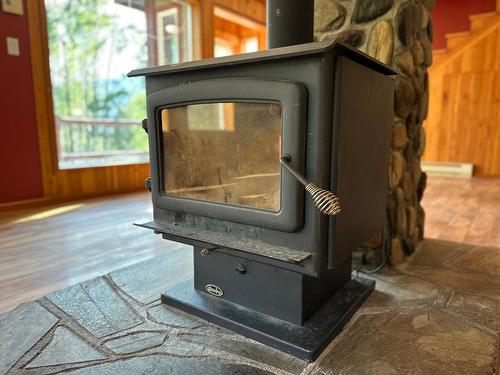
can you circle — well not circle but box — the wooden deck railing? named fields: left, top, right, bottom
left=55, top=116, right=149, bottom=167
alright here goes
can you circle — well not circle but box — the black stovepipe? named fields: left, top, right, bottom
left=267, top=0, right=314, bottom=49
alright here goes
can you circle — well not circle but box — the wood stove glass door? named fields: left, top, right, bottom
left=160, top=102, right=281, bottom=211
left=148, top=78, right=306, bottom=232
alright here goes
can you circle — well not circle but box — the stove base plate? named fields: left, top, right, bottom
left=161, top=276, right=374, bottom=362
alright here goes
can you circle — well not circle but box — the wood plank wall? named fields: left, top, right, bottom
left=213, top=0, right=266, bottom=22
left=423, top=18, right=500, bottom=176
left=199, top=0, right=266, bottom=58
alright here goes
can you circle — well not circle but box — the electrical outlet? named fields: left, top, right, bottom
left=2, top=0, right=24, bottom=16
left=6, top=37, right=20, bottom=56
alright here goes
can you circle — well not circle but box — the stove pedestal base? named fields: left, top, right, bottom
left=161, top=276, right=374, bottom=362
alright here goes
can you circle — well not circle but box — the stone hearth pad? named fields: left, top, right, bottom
left=1, top=240, right=500, bottom=374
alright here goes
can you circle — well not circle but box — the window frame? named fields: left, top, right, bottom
left=156, top=1, right=194, bottom=65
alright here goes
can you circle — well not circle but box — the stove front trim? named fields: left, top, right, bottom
left=147, top=78, right=307, bottom=232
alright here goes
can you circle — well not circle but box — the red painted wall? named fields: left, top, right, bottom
left=0, top=1, right=43, bottom=203
left=432, top=0, right=496, bottom=49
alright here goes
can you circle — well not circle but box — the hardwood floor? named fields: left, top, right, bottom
left=0, top=176, right=499, bottom=314
left=0, top=192, right=184, bottom=314
left=422, top=176, right=500, bottom=248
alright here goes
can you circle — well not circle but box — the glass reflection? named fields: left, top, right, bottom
left=161, top=102, right=281, bottom=211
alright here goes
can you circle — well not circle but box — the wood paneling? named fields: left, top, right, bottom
left=200, top=0, right=215, bottom=58
left=213, top=0, right=266, bottom=23
left=200, top=0, right=266, bottom=58
left=214, top=14, right=266, bottom=54
left=423, top=15, right=500, bottom=176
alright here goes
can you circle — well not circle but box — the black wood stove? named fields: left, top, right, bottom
left=129, top=0, right=395, bottom=362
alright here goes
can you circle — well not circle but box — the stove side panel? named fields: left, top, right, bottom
left=328, top=56, right=394, bottom=270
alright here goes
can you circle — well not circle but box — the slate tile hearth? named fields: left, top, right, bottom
left=1, top=240, right=500, bottom=374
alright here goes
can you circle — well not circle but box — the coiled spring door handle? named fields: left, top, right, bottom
left=280, top=155, right=341, bottom=216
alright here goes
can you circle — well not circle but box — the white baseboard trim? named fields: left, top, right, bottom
left=421, top=161, right=474, bottom=178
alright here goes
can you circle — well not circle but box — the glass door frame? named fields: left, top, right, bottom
left=148, top=78, right=307, bottom=232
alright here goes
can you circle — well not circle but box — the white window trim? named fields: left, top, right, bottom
left=156, top=2, right=193, bottom=66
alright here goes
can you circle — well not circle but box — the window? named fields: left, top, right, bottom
left=44, top=0, right=194, bottom=169
left=214, top=37, right=235, bottom=58
left=157, top=3, right=193, bottom=65
left=160, top=102, right=282, bottom=211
